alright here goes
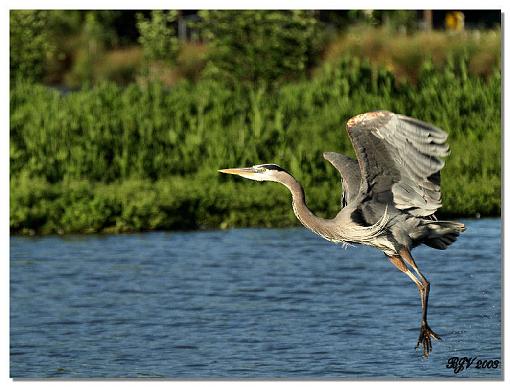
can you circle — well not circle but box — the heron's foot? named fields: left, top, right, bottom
left=415, top=322, right=441, bottom=358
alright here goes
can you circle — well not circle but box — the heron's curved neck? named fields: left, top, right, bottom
left=280, top=174, right=331, bottom=236
left=278, top=173, right=389, bottom=246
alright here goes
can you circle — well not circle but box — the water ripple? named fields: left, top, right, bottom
left=10, top=219, right=501, bottom=379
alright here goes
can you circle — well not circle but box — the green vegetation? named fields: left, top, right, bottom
left=324, top=26, right=501, bottom=82
left=9, top=10, right=501, bottom=88
left=10, top=54, right=501, bottom=235
left=196, top=10, right=323, bottom=87
left=10, top=10, right=54, bottom=83
left=9, top=10, right=501, bottom=234
left=136, top=11, right=179, bottom=63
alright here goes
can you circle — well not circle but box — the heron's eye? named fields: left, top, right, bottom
left=257, top=167, right=266, bottom=173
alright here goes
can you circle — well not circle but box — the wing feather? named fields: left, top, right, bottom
left=323, top=152, right=361, bottom=208
left=346, top=111, right=449, bottom=217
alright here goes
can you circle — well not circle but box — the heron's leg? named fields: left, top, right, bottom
left=387, top=254, right=423, bottom=289
left=388, top=255, right=426, bottom=317
left=387, top=255, right=426, bottom=313
left=387, top=254, right=437, bottom=357
left=400, top=249, right=429, bottom=320
left=399, top=249, right=441, bottom=356
left=400, top=249, right=439, bottom=328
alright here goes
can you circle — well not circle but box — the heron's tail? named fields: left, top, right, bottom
left=422, top=220, right=466, bottom=250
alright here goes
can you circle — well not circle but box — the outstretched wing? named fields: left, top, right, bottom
left=346, top=111, right=449, bottom=217
left=323, top=152, right=361, bottom=208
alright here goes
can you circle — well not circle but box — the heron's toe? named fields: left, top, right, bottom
left=415, top=323, right=441, bottom=358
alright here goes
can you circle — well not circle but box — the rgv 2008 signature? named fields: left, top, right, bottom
left=446, top=357, right=500, bottom=374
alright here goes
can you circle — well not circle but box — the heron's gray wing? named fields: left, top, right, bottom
left=323, top=152, right=361, bottom=208
left=346, top=111, right=449, bottom=217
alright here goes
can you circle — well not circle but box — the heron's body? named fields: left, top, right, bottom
left=219, top=111, right=465, bottom=357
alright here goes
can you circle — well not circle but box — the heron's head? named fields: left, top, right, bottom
left=218, top=163, right=288, bottom=182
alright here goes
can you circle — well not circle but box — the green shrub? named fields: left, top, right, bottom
left=197, top=10, right=324, bottom=87
left=10, top=56, right=501, bottom=234
left=10, top=11, right=54, bottom=83
left=136, top=10, right=179, bottom=63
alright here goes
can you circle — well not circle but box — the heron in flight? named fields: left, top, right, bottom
left=219, top=111, right=465, bottom=357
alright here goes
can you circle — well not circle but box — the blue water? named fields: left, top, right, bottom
left=10, top=219, right=501, bottom=379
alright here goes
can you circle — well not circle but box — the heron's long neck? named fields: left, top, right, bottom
left=281, top=174, right=332, bottom=237
left=279, top=173, right=389, bottom=245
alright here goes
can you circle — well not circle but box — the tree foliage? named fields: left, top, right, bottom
left=197, top=10, right=324, bottom=87
left=136, top=10, right=179, bottom=63
left=10, top=10, right=54, bottom=83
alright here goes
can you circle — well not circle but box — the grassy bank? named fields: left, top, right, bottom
left=10, top=56, right=501, bottom=234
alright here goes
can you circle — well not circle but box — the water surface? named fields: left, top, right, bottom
left=10, top=218, right=501, bottom=378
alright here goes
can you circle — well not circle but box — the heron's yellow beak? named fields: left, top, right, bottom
left=218, top=167, right=257, bottom=177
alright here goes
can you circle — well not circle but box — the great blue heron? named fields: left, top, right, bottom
left=219, top=111, right=465, bottom=357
